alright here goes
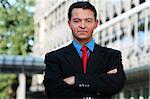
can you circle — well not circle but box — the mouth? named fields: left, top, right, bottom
left=78, top=31, right=87, bottom=33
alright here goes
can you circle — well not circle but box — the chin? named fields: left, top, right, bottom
left=78, top=37, right=88, bottom=40
left=78, top=35, right=89, bottom=38
left=78, top=37, right=90, bottom=41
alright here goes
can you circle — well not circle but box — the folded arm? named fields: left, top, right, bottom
left=63, top=68, right=117, bottom=85
left=44, top=53, right=78, bottom=98
left=64, top=51, right=126, bottom=95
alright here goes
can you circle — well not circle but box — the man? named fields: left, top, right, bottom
left=44, top=1, right=126, bottom=99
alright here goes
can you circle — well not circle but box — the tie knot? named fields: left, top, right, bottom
left=81, top=46, right=88, bottom=52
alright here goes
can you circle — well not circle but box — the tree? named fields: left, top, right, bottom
left=0, top=0, right=35, bottom=55
left=0, top=0, right=35, bottom=98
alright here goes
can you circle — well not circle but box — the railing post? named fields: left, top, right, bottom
left=119, top=92, right=125, bottom=99
left=16, top=73, right=26, bottom=99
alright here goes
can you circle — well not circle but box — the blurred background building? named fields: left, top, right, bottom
left=33, top=0, right=150, bottom=98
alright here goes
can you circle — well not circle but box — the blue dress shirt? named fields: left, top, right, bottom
left=72, top=39, right=95, bottom=57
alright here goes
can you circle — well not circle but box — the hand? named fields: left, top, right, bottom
left=107, top=68, right=117, bottom=74
left=63, top=76, right=75, bottom=85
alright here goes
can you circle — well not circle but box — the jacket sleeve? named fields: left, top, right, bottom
left=43, top=53, right=78, bottom=98
left=74, top=51, right=126, bottom=96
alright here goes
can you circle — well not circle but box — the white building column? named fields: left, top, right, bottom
left=16, top=73, right=26, bottom=99
left=119, top=92, right=125, bottom=99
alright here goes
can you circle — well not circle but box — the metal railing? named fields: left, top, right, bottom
left=0, top=55, right=45, bottom=74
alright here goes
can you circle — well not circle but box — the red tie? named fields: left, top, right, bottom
left=81, top=46, right=88, bottom=74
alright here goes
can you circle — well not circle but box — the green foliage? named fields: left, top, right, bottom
left=0, top=0, right=36, bottom=98
left=0, top=74, right=17, bottom=99
left=0, top=0, right=35, bottom=55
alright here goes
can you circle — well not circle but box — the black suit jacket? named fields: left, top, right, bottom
left=44, top=43, right=126, bottom=99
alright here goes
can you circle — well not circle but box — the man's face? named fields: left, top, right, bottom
left=68, top=8, right=98, bottom=42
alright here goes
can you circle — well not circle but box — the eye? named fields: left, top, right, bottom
left=87, top=20, right=91, bottom=22
left=74, top=20, right=79, bottom=23
left=86, top=19, right=92, bottom=22
left=73, top=19, right=80, bottom=23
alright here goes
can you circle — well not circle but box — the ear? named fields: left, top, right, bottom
left=68, top=20, right=71, bottom=27
left=95, top=19, right=99, bottom=28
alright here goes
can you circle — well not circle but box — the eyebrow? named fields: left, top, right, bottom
left=73, top=18, right=93, bottom=20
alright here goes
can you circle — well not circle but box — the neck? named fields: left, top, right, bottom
left=74, top=38, right=92, bottom=46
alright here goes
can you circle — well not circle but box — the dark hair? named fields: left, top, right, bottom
left=68, top=1, right=97, bottom=20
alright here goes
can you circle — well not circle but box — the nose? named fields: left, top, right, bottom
left=80, top=21, right=86, bottom=28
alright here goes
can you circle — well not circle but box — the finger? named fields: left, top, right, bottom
left=107, top=68, right=117, bottom=74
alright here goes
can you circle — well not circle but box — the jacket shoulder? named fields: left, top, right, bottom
left=45, top=44, right=71, bottom=57
left=95, top=44, right=121, bottom=54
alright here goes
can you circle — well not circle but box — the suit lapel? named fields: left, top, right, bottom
left=63, top=43, right=105, bottom=74
left=63, top=43, right=83, bottom=73
left=86, top=44, right=105, bottom=73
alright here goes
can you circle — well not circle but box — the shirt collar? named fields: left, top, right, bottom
left=73, top=39, right=95, bottom=53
